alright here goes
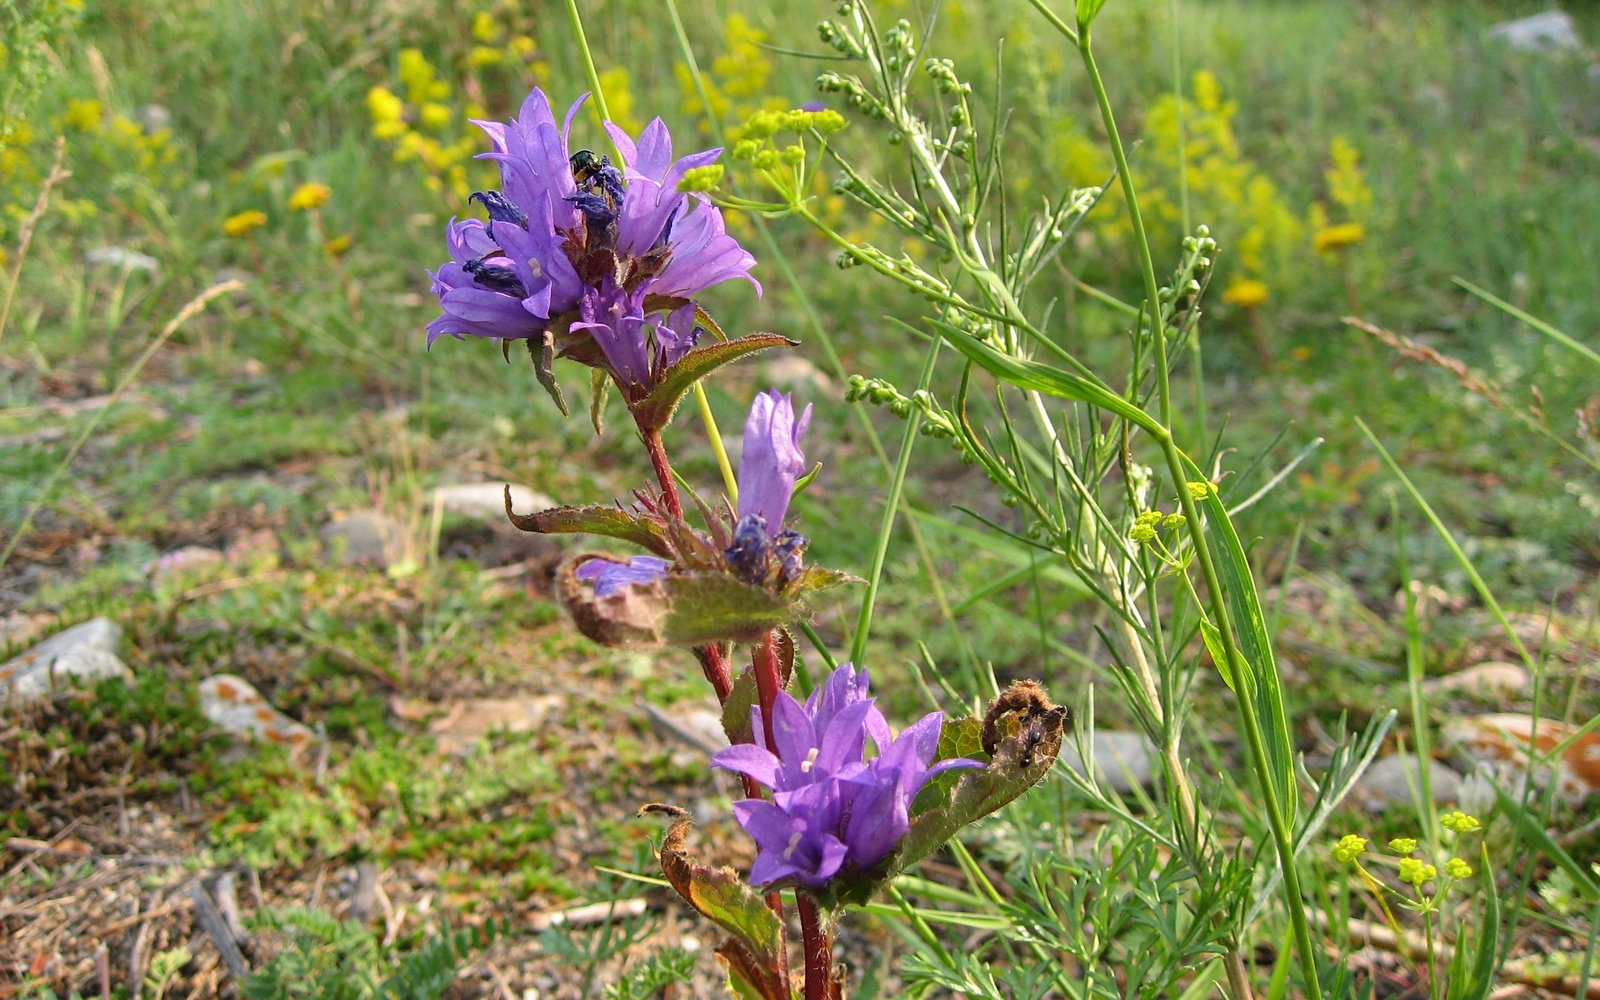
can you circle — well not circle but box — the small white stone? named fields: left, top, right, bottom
left=0, top=618, right=129, bottom=704
left=199, top=674, right=316, bottom=759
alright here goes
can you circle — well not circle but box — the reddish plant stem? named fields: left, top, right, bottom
left=637, top=423, right=789, bottom=978
left=752, top=630, right=782, bottom=754
left=798, top=894, right=833, bottom=1000
left=641, top=426, right=683, bottom=518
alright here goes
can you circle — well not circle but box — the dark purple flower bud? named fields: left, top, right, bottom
left=468, top=190, right=528, bottom=227
left=462, top=258, right=527, bottom=297
left=737, top=389, right=812, bottom=529
left=712, top=663, right=981, bottom=888
left=575, top=554, right=670, bottom=597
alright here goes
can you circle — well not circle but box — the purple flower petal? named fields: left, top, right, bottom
left=736, top=390, right=812, bottom=528
left=574, top=555, right=669, bottom=597
left=711, top=744, right=779, bottom=787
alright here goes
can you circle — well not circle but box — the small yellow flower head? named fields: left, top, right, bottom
left=1399, top=858, right=1437, bottom=886
left=1388, top=837, right=1418, bottom=855
left=1313, top=222, right=1365, bottom=254
left=1222, top=278, right=1269, bottom=309
left=223, top=210, right=269, bottom=238
left=677, top=164, right=726, bottom=193
left=470, top=45, right=503, bottom=67
left=419, top=102, right=452, bottom=130
left=1332, top=834, right=1368, bottom=864
left=1441, top=811, right=1481, bottom=834
left=1446, top=857, right=1473, bottom=879
left=1135, top=510, right=1164, bottom=526
left=753, top=148, right=780, bottom=170
left=781, top=143, right=806, bottom=165
left=731, top=139, right=762, bottom=161
left=323, top=234, right=354, bottom=256
left=509, top=36, right=537, bottom=58
left=1185, top=481, right=1214, bottom=501
left=64, top=98, right=105, bottom=132
left=472, top=10, right=501, bottom=43
left=741, top=109, right=786, bottom=141
left=1129, top=523, right=1158, bottom=544
left=1162, top=513, right=1187, bottom=529
left=287, top=182, right=331, bottom=211
left=812, top=109, right=848, bottom=134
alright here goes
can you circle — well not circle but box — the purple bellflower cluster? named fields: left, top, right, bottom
left=726, top=390, right=813, bottom=589
left=713, top=663, right=982, bottom=889
left=426, top=89, right=758, bottom=394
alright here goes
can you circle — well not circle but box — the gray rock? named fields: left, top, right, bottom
left=0, top=618, right=129, bottom=704
left=138, top=104, right=172, bottom=134
left=434, top=482, right=553, bottom=521
left=1489, top=11, right=1582, bottom=52
left=320, top=510, right=405, bottom=567
left=1351, top=754, right=1462, bottom=814
left=641, top=701, right=729, bottom=759
left=86, top=246, right=159, bottom=273
left=1061, top=730, right=1156, bottom=793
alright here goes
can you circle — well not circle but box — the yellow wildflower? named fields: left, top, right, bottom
left=420, top=102, right=452, bottom=130
left=223, top=210, right=268, bottom=238
left=1388, top=837, right=1418, bottom=855
left=287, top=182, right=331, bottom=211
left=470, top=46, right=503, bottom=67
left=509, top=36, right=537, bottom=59
left=599, top=66, right=641, bottom=136
left=1332, top=835, right=1367, bottom=864
left=63, top=98, right=104, bottom=132
left=1398, top=858, right=1437, bottom=886
left=1326, top=136, right=1373, bottom=218
left=1313, top=222, right=1365, bottom=254
left=1446, top=857, right=1473, bottom=879
left=1441, top=811, right=1481, bottom=834
left=323, top=234, right=354, bottom=256
left=1222, top=278, right=1270, bottom=309
left=472, top=11, right=501, bottom=43
left=368, top=87, right=408, bottom=140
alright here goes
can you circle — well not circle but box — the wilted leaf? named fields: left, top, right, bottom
left=503, top=494, right=672, bottom=558
left=784, top=566, right=860, bottom=597
left=722, top=667, right=760, bottom=746
left=590, top=366, right=611, bottom=435
left=888, top=682, right=1065, bottom=877
left=645, top=806, right=790, bottom=1000
left=557, top=559, right=801, bottom=648
left=630, top=334, right=797, bottom=431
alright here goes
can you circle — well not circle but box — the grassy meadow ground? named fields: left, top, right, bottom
left=1, top=0, right=1598, bottom=995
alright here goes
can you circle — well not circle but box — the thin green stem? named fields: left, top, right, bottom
left=695, top=382, right=738, bottom=502
left=852, top=338, right=941, bottom=667
left=1079, top=30, right=1172, bottom=427
left=562, top=0, right=610, bottom=130
left=1162, top=435, right=1323, bottom=1000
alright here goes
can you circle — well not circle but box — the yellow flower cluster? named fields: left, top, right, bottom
left=287, top=182, right=331, bottom=211
left=1222, top=278, right=1269, bottom=309
left=466, top=8, right=542, bottom=72
left=366, top=48, right=488, bottom=202
left=1440, top=810, right=1481, bottom=834
left=1056, top=71, right=1301, bottom=304
left=1332, top=834, right=1367, bottom=863
left=599, top=66, right=643, bottom=136
left=223, top=210, right=268, bottom=238
left=1398, top=858, right=1437, bottom=886
left=1312, top=222, right=1365, bottom=254
left=675, top=14, right=789, bottom=136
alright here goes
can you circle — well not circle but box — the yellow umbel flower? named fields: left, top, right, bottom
left=63, top=98, right=104, bottom=132
left=1398, top=858, right=1437, bottom=886
left=1446, top=857, right=1474, bottom=878
left=1313, top=222, right=1365, bottom=254
left=1332, top=835, right=1367, bottom=863
left=1388, top=837, right=1418, bottom=855
left=1222, top=278, right=1269, bottom=308
left=1441, top=811, right=1481, bottom=834
left=323, top=234, right=354, bottom=256
left=223, top=210, right=268, bottom=238
left=287, top=182, right=331, bottom=211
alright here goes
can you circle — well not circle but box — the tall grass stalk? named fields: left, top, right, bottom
left=1072, top=19, right=1323, bottom=1000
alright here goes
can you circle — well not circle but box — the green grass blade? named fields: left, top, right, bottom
left=1454, top=277, right=1600, bottom=371
left=1199, top=487, right=1298, bottom=825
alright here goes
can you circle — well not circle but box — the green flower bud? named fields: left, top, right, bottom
left=1398, top=858, right=1437, bottom=886
left=677, top=164, right=725, bottom=193
left=1388, top=837, right=1418, bottom=855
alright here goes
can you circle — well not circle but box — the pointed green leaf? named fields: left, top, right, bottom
left=785, top=565, right=860, bottom=597
left=1455, top=844, right=1501, bottom=1000
left=1197, top=616, right=1237, bottom=693
left=1198, top=487, right=1297, bottom=825
left=630, top=334, right=797, bottom=431
left=931, top=321, right=1154, bottom=431
left=590, top=367, right=611, bottom=435
left=721, top=667, right=760, bottom=746
left=529, top=330, right=569, bottom=417
left=650, top=809, right=790, bottom=1000
left=504, top=498, right=672, bottom=558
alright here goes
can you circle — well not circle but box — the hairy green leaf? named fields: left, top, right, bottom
left=558, top=560, right=799, bottom=648
left=504, top=497, right=672, bottom=558
left=630, top=334, right=797, bottom=431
